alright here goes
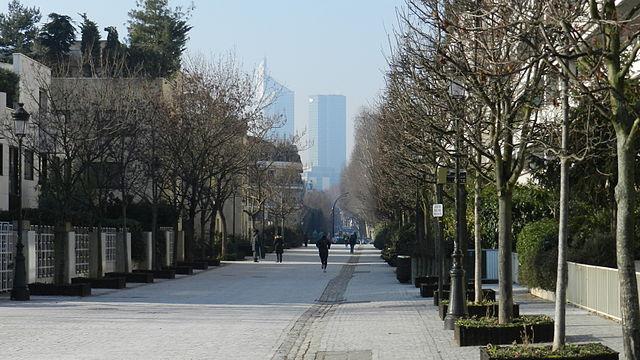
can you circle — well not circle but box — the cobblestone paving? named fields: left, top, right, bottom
left=0, top=245, right=626, bottom=360
left=272, top=253, right=360, bottom=359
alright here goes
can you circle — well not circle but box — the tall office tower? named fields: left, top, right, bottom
left=304, top=95, right=347, bottom=191
left=256, top=59, right=295, bottom=139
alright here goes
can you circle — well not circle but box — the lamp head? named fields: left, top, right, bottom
left=12, top=103, right=29, bottom=137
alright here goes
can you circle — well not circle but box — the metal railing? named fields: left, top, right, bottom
left=567, top=262, right=627, bottom=320
left=74, top=227, right=91, bottom=277
left=0, top=222, right=14, bottom=293
left=33, top=225, right=55, bottom=281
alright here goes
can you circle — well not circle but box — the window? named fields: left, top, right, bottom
left=39, top=89, right=48, bottom=113
left=24, top=150, right=34, bottom=180
left=39, top=153, right=47, bottom=184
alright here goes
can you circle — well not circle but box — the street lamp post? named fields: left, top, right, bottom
left=435, top=166, right=446, bottom=308
left=331, top=192, right=349, bottom=241
left=11, top=103, right=29, bottom=301
left=444, top=82, right=468, bottom=330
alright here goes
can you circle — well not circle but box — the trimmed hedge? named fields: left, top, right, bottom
left=516, top=218, right=558, bottom=291
left=373, top=221, right=393, bottom=250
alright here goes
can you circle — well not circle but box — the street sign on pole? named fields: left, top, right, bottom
left=432, top=204, right=443, bottom=217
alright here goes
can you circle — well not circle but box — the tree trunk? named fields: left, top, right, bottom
left=218, top=206, right=228, bottom=257
left=553, top=157, right=569, bottom=349
left=497, top=189, right=513, bottom=324
left=474, top=175, right=482, bottom=303
left=121, top=198, right=129, bottom=273
left=615, top=132, right=640, bottom=360
left=553, top=73, right=570, bottom=350
left=151, top=201, right=159, bottom=270
left=185, top=206, right=196, bottom=262
left=199, top=207, right=207, bottom=259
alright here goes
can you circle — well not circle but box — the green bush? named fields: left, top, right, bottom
left=393, top=223, right=415, bottom=256
left=516, top=218, right=558, bottom=291
left=479, top=185, right=555, bottom=250
left=568, top=208, right=617, bottom=268
left=261, top=225, right=304, bottom=248
left=373, top=221, right=393, bottom=250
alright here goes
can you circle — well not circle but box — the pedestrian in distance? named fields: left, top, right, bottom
left=316, top=233, right=331, bottom=272
left=349, top=232, right=358, bottom=254
left=274, top=235, right=284, bottom=263
left=251, top=229, right=260, bottom=262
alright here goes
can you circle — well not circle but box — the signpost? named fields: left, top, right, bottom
left=432, top=203, right=443, bottom=218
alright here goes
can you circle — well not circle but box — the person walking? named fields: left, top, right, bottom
left=349, top=232, right=358, bottom=254
left=316, top=233, right=331, bottom=272
left=251, top=229, right=260, bottom=262
left=274, top=235, right=284, bottom=263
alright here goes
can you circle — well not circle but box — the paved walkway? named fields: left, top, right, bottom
left=0, top=245, right=624, bottom=359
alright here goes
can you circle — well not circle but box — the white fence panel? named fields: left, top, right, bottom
left=485, top=249, right=498, bottom=280
left=567, top=262, right=622, bottom=320
left=75, top=227, right=91, bottom=277
left=103, top=228, right=117, bottom=273
left=0, top=222, right=14, bottom=292
left=34, top=225, right=55, bottom=282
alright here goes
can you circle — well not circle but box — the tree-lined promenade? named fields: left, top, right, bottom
left=342, top=0, right=640, bottom=359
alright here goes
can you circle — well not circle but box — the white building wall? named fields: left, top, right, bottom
left=0, top=54, right=50, bottom=211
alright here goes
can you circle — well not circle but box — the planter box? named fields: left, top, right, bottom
left=414, top=276, right=438, bottom=288
left=164, top=265, right=194, bottom=275
left=479, top=344, right=619, bottom=360
left=133, top=269, right=176, bottom=279
left=434, top=288, right=495, bottom=306
left=29, top=282, right=91, bottom=297
left=105, top=272, right=154, bottom=283
left=455, top=317, right=554, bottom=346
left=421, top=283, right=444, bottom=298
left=439, top=302, right=520, bottom=320
left=396, top=256, right=411, bottom=283
left=177, top=261, right=209, bottom=270
left=199, top=258, right=220, bottom=266
left=71, top=277, right=126, bottom=289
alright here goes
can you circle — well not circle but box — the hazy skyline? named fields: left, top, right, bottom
left=18, top=0, right=404, bottom=160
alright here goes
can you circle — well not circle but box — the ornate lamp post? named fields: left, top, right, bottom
left=11, top=103, right=30, bottom=301
left=444, top=82, right=468, bottom=329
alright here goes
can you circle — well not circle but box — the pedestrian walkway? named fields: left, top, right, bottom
left=0, top=244, right=624, bottom=359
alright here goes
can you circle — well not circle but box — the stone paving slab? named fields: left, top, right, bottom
left=0, top=245, right=626, bottom=360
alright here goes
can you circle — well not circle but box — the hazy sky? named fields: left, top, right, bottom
left=18, top=0, right=404, bottom=161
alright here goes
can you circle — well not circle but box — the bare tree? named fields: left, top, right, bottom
left=537, top=1, right=640, bottom=356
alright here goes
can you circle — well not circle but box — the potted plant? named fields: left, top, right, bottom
left=479, top=343, right=619, bottom=360
left=454, top=315, right=554, bottom=346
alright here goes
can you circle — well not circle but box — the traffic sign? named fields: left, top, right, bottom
left=446, top=169, right=467, bottom=184
left=432, top=204, right=443, bottom=217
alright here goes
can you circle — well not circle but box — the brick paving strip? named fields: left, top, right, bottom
left=272, top=251, right=362, bottom=360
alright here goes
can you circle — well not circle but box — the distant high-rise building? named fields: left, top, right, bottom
left=257, top=59, right=295, bottom=139
left=304, top=95, right=346, bottom=191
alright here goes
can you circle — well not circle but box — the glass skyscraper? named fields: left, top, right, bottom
left=257, top=59, right=295, bottom=139
left=305, top=95, right=347, bottom=190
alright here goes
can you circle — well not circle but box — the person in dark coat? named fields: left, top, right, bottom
left=349, top=232, right=358, bottom=254
left=274, top=235, right=284, bottom=263
left=316, top=233, right=331, bottom=272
